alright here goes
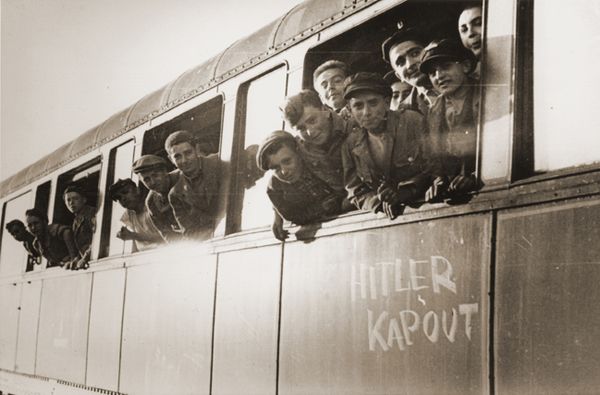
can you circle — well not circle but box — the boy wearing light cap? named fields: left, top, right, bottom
left=132, top=154, right=182, bottom=242
left=419, top=39, right=480, bottom=201
left=257, top=130, right=348, bottom=240
left=341, top=72, right=430, bottom=219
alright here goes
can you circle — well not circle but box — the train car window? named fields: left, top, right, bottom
left=142, top=96, right=222, bottom=160
left=140, top=96, right=223, bottom=241
left=304, top=1, right=483, bottom=204
left=34, top=181, right=51, bottom=214
left=229, top=66, right=288, bottom=232
left=0, top=191, right=33, bottom=277
left=53, top=158, right=101, bottom=261
left=99, top=140, right=135, bottom=258
left=532, top=1, right=600, bottom=172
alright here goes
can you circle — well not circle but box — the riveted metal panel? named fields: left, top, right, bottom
left=24, top=156, right=51, bottom=186
left=279, top=214, right=490, bottom=395
left=166, top=54, right=221, bottom=105
left=36, top=273, right=92, bottom=383
left=119, top=254, right=216, bottom=395
left=86, top=268, right=126, bottom=391
left=211, top=246, right=281, bottom=395
left=274, top=0, right=348, bottom=45
left=15, top=280, right=42, bottom=374
left=0, top=283, right=21, bottom=370
left=66, top=126, right=101, bottom=161
left=43, top=141, right=72, bottom=177
left=215, top=19, right=281, bottom=78
left=94, top=108, right=131, bottom=147
left=5, top=168, right=31, bottom=196
left=495, top=198, right=600, bottom=395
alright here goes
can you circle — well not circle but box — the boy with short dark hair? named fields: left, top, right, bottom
left=63, top=184, right=95, bottom=269
left=25, top=208, right=78, bottom=269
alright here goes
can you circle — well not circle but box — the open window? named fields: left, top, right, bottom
left=227, top=66, right=288, bottom=233
left=99, top=140, right=135, bottom=258
left=0, top=191, right=33, bottom=277
left=53, top=159, right=101, bottom=263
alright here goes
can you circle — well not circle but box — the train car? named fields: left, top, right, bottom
left=1, top=0, right=599, bottom=394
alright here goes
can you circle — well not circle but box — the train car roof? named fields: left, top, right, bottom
left=1, top=0, right=365, bottom=198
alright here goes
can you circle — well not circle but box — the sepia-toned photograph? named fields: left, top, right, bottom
left=1, top=0, right=600, bottom=394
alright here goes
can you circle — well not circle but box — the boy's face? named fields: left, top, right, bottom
left=116, top=185, right=141, bottom=210
left=314, top=68, right=346, bottom=111
left=64, top=191, right=87, bottom=214
left=347, top=91, right=389, bottom=132
left=427, top=60, right=470, bottom=96
left=168, top=142, right=200, bottom=178
left=267, top=144, right=303, bottom=184
left=294, top=105, right=332, bottom=147
left=26, top=215, right=46, bottom=238
left=138, top=168, right=170, bottom=195
left=390, top=81, right=413, bottom=111
left=8, top=224, right=28, bottom=241
left=459, top=7, right=482, bottom=58
left=388, top=40, right=427, bottom=87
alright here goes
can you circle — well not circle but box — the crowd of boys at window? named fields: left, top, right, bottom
left=4, top=4, right=483, bottom=264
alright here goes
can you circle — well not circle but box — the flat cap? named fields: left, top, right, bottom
left=108, top=178, right=136, bottom=201
left=132, top=154, right=168, bottom=173
left=419, top=39, right=477, bottom=74
left=383, top=70, right=400, bottom=84
left=256, top=130, right=296, bottom=171
left=343, top=72, right=392, bottom=100
left=381, top=25, right=425, bottom=64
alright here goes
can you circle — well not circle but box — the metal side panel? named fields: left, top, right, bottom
left=279, top=214, right=491, bottom=395
left=15, top=280, right=42, bottom=374
left=85, top=268, right=126, bottom=391
left=0, top=283, right=21, bottom=370
left=495, top=198, right=600, bottom=395
left=119, top=254, right=217, bottom=395
left=36, top=273, right=92, bottom=384
left=211, top=246, right=282, bottom=395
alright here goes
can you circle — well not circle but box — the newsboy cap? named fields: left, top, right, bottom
left=256, top=130, right=297, bottom=171
left=343, top=72, right=392, bottom=100
left=381, top=25, right=426, bottom=64
left=132, top=155, right=169, bottom=173
left=108, top=178, right=136, bottom=201
left=419, top=39, right=477, bottom=75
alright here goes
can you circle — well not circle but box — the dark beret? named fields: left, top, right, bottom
left=343, top=72, right=392, bottom=100
left=419, top=39, right=477, bottom=75
left=381, top=26, right=425, bottom=64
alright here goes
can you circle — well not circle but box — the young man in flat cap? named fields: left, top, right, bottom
left=381, top=25, right=438, bottom=115
left=109, top=178, right=163, bottom=251
left=25, top=208, right=79, bottom=269
left=132, top=154, right=182, bottom=242
left=164, top=130, right=220, bottom=240
left=419, top=39, right=480, bottom=201
left=5, top=219, right=40, bottom=271
left=313, top=60, right=353, bottom=120
left=341, top=72, right=430, bottom=219
left=257, top=130, right=349, bottom=240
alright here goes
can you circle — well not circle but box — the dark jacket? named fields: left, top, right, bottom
left=146, top=171, right=182, bottom=242
left=168, top=154, right=220, bottom=240
left=72, top=205, right=96, bottom=259
left=341, top=109, right=430, bottom=212
left=267, top=166, right=347, bottom=226
left=426, top=80, right=479, bottom=178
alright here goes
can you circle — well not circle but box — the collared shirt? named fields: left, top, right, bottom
left=267, top=166, right=347, bottom=226
left=168, top=154, right=220, bottom=240
left=72, top=205, right=96, bottom=259
left=34, top=223, right=74, bottom=267
left=146, top=170, right=182, bottom=243
left=296, top=111, right=349, bottom=192
left=120, top=207, right=162, bottom=251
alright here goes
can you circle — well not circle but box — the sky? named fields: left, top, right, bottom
left=0, top=0, right=303, bottom=181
